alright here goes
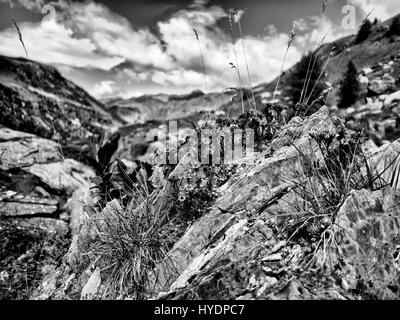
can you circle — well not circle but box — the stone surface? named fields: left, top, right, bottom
left=0, top=200, right=58, bottom=217
left=25, top=159, right=94, bottom=193
left=329, top=187, right=400, bottom=299
left=150, top=107, right=354, bottom=296
left=0, top=127, right=61, bottom=171
left=0, top=127, right=95, bottom=300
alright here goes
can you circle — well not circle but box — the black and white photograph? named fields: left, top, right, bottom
left=1, top=0, right=400, bottom=307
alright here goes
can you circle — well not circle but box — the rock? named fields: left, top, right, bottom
left=384, top=90, right=400, bottom=106
left=34, top=186, right=51, bottom=198
left=270, top=106, right=337, bottom=151
left=358, top=75, right=369, bottom=84
left=262, top=253, right=282, bottom=262
left=81, top=268, right=101, bottom=300
left=256, top=277, right=278, bottom=297
left=0, top=127, right=95, bottom=299
left=365, top=139, right=400, bottom=189
left=51, top=103, right=400, bottom=300
left=25, top=159, right=94, bottom=193
left=149, top=107, right=354, bottom=298
left=169, top=219, right=249, bottom=291
left=0, top=127, right=61, bottom=170
left=1, top=217, right=69, bottom=237
left=0, top=199, right=58, bottom=217
left=362, top=67, right=373, bottom=75
left=368, top=79, right=393, bottom=95
left=330, top=187, right=400, bottom=298
left=64, top=186, right=91, bottom=237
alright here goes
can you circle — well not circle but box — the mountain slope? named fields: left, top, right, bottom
left=103, top=90, right=232, bottom=124
left=0, top=55, right=120, bottom=142
left=254, top=13, right=400, bottom=107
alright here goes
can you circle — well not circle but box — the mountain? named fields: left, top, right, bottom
left=103, top=89, right=232, bottom=124
left=0, top=55, right=120, bottom=143
left=254, top=13, right=400, bottom=107
left=106, top=14, right=400, bottom=129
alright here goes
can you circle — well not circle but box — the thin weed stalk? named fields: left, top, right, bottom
left=193, top=28, right=208, bottom=93
left=301, top=34, right=327, bottom=104
left=273, top=22, right=296, bottom=102
left=300, top=0, right=329, bottom=104
left=233, top=9, right=256, bottom=111
left=228, top=13, right=245, bottom=114
left=230, top=63, right=246, bottom=114
left=305, top=45, right=335, bottom=105
left=324, top=9, right=374, bottom=104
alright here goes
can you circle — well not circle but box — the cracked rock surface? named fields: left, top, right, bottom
left=0, top=127, right=94, bottom=299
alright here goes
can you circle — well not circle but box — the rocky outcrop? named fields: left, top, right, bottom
left=46, top=106, right=400, bottom=300
left=0, top=127, right=95, bottom=299
left=149, top=107, right=400, bottom=300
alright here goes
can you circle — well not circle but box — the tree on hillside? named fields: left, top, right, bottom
left=338, top=60, right=360, bottom=109
left=290, top=52, right=327, bottom=110
left=387, top=16, right=400, bottom=36
left=355, top=19, right=373, bottom=44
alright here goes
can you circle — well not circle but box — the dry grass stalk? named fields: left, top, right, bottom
left=300, top=33, right=327, bottom=104
left=299, top=0, right=329, bottom=104
left=324, top=9, right=374, bottom=104
left=193, top=28, right=208, bottom=93
left=233, top=8, right=257, bottom=111
left=273, top=22, right=296, bottom=102
left=304, top=45, right=336, bottom=105
left=229, top=63, right=246, bottom=114
left=228, top=13, right=245, bottom=114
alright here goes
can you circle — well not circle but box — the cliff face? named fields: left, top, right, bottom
left=44, top=107, right=400, bottom=300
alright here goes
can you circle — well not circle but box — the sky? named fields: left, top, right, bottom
left=0, top=0, right=399, bottom=99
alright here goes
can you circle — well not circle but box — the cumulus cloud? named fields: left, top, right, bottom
left=0, top=0, right=366, bottom=97
left=155, top=5, right=302, bottom=90
left=294, top=15, right=353, bottom=52
left=90, top=80, right=115, bottom=97
left=0, top=19, right=124, bottom=69
left=348, top=0, right=399, bottom=21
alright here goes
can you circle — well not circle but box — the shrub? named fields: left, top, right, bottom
left=387, top=16, right=400, bottom=37
left=338, top=60, right=360, bottom=109
left=355, top=19, right=372, bottom=44
left=216, top=103, right=285, bottom=148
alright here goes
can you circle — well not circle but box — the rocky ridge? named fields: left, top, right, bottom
left=44, top=106, right=400, bottom=300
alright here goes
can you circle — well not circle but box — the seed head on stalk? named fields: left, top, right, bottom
left=273, top=22, right=296, bottom=102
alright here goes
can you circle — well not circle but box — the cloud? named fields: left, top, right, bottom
left=156, top=5, right=302, bottom=90
left=0, top=0, right=362, bottom=96
left=348, top=0, right=399, bottom=21
left=0, top=19, right=124, bottom=69
left=0, top=0, right=44, bottom=10
left=294, top=15, right=353, bottom=52
left=90, top=80, right=115, bottom=97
